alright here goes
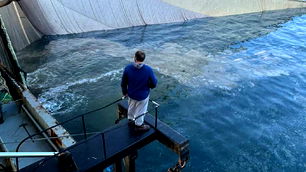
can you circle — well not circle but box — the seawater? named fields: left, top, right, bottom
left=17, top=9, right=306, bottom=171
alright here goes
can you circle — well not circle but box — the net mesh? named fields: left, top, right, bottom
left=0, top=15, right=26, bottom=85
left=18, top=0, right=204, bottom=35
left=0, top=2, right=42, bottom=50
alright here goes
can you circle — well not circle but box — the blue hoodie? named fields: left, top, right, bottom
left=121, top=63, right=157, bottom=101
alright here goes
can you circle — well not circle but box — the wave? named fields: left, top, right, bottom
left=37, top=68, right=122, bottom=113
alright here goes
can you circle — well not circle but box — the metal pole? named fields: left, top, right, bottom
left=0, top=152, right=58, bottom=158
left=155, top=107, right=158, bottom=129
left=115, top=159, right=122, bottom=172
left=102, top=133, right=107, bottom=159
left=81, top=115, right=87, bottom=139
left=125, top=151, right=137, bottom=172
left=149, top=100, right=160, bottom=129
left=16, top=157, right=18, bottom=170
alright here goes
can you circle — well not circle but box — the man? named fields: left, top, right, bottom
left=121, top=51, right=157, bottom=131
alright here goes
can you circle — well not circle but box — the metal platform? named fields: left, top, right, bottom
left=20, top=100, right=189, bottom=172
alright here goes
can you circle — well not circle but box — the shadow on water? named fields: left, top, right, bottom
left=16, top=8, right=306, bottom=171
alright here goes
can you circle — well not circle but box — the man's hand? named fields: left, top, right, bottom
left=121, top=94, right=128, bottom=100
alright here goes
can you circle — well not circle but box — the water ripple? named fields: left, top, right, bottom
left=17, top=10, right=306, bottom=171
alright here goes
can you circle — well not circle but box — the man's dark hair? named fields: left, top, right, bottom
left=135, top=51, right=145, bottom=62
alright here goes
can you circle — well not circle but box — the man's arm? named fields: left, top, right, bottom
left=121, top=68, right=128, bottom=96
left=149, top=69, right=157, bottom=89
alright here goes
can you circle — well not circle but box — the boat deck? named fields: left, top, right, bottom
left=0, top=102, right=53, bottom=169
left=20, top=119, right=155, bottom=171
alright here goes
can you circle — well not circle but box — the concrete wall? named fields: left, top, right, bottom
left=0, top=2, right=42, bottom=51
left=163, top=0, right=306, bottom=16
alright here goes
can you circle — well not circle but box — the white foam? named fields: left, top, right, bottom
left=46, top=68, right=122, bottom=95
left=234, top=58, right=243, bottom=62
left=253, top=69, right=289, bottom=77
left=34, top=68, right=121, bottom=113
left=39, top=92, right=87, bottom=114
left=255, top=50, right=267, bottom=55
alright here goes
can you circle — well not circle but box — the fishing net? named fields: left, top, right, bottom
left=0, top=15, right=26, bottom=85
left=17, top=0, right=204, bottom=35
left=0, top=2, right=41, bottom=51
left=163, top=0, right=306, bottom=16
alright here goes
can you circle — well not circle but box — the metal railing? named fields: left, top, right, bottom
left=150, top=99, right=160, bottom=128
left=15, top=96, right=160, bottom=171
left=15, top=96, right=125, bottom=170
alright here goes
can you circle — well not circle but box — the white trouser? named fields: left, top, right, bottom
left=128, top=96, right=149, bottom=126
